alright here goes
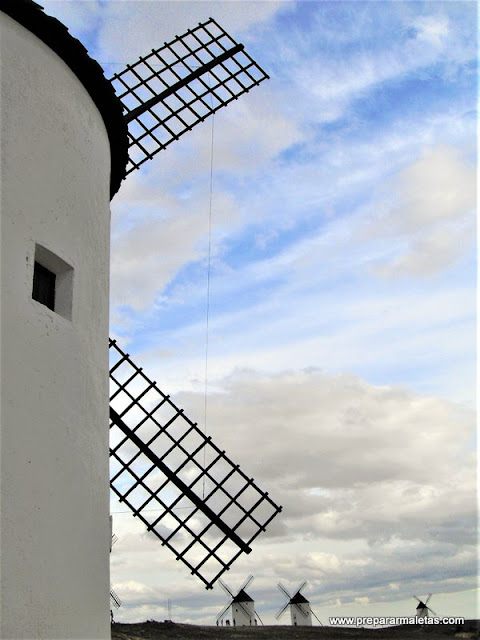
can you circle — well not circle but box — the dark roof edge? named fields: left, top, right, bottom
left=291, top=593, right=309, bottom=604
left=1, top=0, right=128, bottom=199
left=233, top=589, right=254, bottom=603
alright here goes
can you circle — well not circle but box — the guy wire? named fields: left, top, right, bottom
left=203, top=105, right=215, bottom=499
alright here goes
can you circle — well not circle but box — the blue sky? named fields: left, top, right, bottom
left=44, top=0, right=477, bottom=626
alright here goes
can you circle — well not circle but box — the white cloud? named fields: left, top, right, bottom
left=134, top=243, right=475, bottom=406
left=110, top=184, right=234, bottom=311
left=109, top=93, right=303, bottom=311
left=373, top=222, right=473, bottom=278
left=413, top=15, right=449, bottom=47
left=41, top=0, right=283, bottom=63
left=388, top=146, right=475, bottom=232
left=269, top=7, right=471, bottom=132
left=177, top=369, right=474, bottom=481
left=95, top=1, right=283, bottom=65
left=364, top=145, right=476, bottom=278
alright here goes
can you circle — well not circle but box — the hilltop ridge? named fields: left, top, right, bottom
left=111, top=619, right=479, bottom=640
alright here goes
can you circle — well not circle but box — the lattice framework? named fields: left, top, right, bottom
left=109, top=18, right=269, bottom=174
left=109, top=339, right=281, bottom=589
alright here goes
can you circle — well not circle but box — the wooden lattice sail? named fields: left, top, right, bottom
left=109, top=17, right=269, bottom=174
left=109, top=340, right=282, bottom=589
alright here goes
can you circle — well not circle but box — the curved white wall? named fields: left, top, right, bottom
left=1, top=11, right=112, bottom=639
left=291, top=602, right=312, bottom=626
left=232, top=600, right=255, bottom=626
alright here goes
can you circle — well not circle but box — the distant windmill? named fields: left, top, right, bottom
left=109, top=588, right=122, bottom=612
left=110, top=532, right=121, bottom=612
left=276, top=581, right=322, bottom=626
left=107, top=18, right=282, bottom=591
left=414, top=594, right=438, bottom=619
left=111, top=532, right=118, bottom=551
left=216, top=575, right=261, bottom=626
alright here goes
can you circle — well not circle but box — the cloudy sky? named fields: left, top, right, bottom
left=44, top=0, right=477, bottom=626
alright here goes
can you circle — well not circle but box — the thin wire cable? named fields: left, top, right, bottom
left=203, top=109, right=215, bottom=500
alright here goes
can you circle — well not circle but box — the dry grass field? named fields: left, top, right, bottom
left=111, top=620, right=479, bottom=640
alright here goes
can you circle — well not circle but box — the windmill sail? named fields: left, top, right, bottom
left=108, top=18, right=278, bottom=591
left=276, top=581, right=320, bottom=625
left=414, top=594, right=438, bottom=617
left=109, top=17, right=269, bottom=175
left=109, top=339, right=282, bottom=589
left=110, top=587, right=122, bottom=609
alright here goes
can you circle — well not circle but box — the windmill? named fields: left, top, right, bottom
left=110, top=588, right=122, bottom=612
left=0, top=3, right=281, bottom=637
left=414, top=594, right=438, bottom=619
left=110, top=532, right=121, bottom=615
left=216, top=575, right=261, bottom=627
left=276, top=581, right=322, bottom=626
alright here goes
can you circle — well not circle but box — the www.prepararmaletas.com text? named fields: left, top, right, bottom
left=329, top=616, right=465, bottom=627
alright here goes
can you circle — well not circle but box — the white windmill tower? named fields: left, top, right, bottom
left=1, top=2, right=127, bottom=638
left=216, top=576, right=261, bottom=627
left=276, top=581, right=322, bottom=626
left=414, top=594, right=438, bottom=619
left=1, top=2, right=281, bottom=638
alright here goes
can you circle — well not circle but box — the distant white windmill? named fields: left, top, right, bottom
left=413, top=594, right=438, bottom=619
left=276, top=581, right=322, bottom=626
left=216, top=576, right=262, bottom=627
left=109, top=588, right=121, bottom=612
left=110, top=531, right=121, bottom=614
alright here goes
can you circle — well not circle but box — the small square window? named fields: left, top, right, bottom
left=31, top=244, right=73, bottom=320
left=32, top=262, right=56, bottom=311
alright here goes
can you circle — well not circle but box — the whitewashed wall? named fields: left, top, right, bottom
left=291, top=602, right=313, bottom=626
left=0, top=11, right=112, bottom=639
left=232, top=600, right=255, bottom=626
